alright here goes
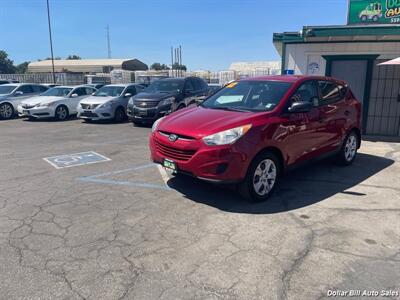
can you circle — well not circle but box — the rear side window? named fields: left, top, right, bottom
left=318, top=81, right=345, bottom=105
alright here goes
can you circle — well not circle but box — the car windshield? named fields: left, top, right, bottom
left=144, top=79, right=184, bottom=93
left=94, top=86, right=124, bottom=97
left=41, top=87, right=72, bottom=97
left=201, top=80, right=292, bottom=112
left=0, top=85, right=17, bottom=95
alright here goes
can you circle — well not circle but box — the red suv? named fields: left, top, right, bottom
left=149, top=76, right=361, bottom=202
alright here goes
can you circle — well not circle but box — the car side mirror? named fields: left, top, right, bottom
left=288, top=101, right=313, bottom=113
left=71, top=93, right=79, bottom=98
left=14, top=91, right=23, bottom=96
left=124, top=93, right=132, bottom=98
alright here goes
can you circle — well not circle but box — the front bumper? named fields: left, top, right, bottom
left=128, top=104, right=172, bottom=123
left=77, top=106, right=113, bottom=120
left=149, top=131, right=252, bottom=183
left=17, top=105, right=55, bottom=118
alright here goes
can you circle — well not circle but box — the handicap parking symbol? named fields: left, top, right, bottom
left=43, top=151, right=111, bottom=169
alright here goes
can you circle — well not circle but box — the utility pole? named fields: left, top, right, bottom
left=106, top=24, right=111, bottom=59
left=46, top=0, right=56, bottom=84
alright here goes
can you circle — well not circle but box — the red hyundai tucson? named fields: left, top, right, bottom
left=149, top=76, right=361, bottom=202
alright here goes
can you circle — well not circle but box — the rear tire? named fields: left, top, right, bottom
left=114, top=107, right=126, bottom=123
left=0, top=103, right=14, bottom=120
left=337, top=131, right=359, bottom=166
left=54, top=105, right=69, bottom=121
left=239, top=151, right=281, bottom=202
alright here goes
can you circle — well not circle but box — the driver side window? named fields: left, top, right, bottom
left=291, top=81, right=319, bottom=106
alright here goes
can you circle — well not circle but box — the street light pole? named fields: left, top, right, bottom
left=46, top=0, right=56, bottom=84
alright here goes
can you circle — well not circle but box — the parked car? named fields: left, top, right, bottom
left=42, top=83, right=60, bottom=88
left=77, top=84, right=141, bottom=122
left=85, top=83, right=106, bottom=90
left=17, top=85, right=97, bottom=121
left=0, top=80, right=19, bottom=85
left=0, top=83, right=48, bottom=120
left=149, top=76, right=361, bottom=202
left=208, top=83, right=222, bottom=95
left=128, top=77, right=209, bottom=125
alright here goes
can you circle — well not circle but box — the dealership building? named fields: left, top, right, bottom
left=273, top=0, right=400, bottom=137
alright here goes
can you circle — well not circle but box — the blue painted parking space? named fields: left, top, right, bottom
left=43, top=151, right=111, bottom=169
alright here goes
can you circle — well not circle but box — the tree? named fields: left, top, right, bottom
left=150, top=62, right=169, bottom=70
left=66, top=54, right=81, bottom=60
left=172, top=63, right=187, bottom=71
left=15, top=61, right=30, bottom=74
left=0, top=50, right=16, bottom=74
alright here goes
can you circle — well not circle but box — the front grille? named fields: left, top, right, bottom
left=158, top=131, right=196, bottom=141
left=133, top=108, right=156, bottom=118
left=154, top=139, right=196, bottom=162
left=81, top=103, right=100, bottom=109
left=80, top=112, right=98, bottom=118
left=134, top=100, right=159, bottom=108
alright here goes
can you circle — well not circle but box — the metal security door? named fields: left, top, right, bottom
left=367, top=60, right=400, bottom=137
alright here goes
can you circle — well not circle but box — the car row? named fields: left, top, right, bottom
left=0, top=77, right=212, bottom=123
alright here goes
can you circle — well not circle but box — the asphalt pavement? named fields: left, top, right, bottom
left=0, top=118, right=399, bottom=300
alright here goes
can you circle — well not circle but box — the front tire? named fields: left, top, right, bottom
left=239, top=151, right=281, bottom=202
left=114, top=107, right=126, bottom=123
left=0, top=103, right=14, bottom=120
left=337, top=131, right=359, bottom=166
left=54, top=105, right=69, bottom=121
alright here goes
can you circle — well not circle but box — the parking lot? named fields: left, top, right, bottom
left=0, top=118, right=399, bottom=299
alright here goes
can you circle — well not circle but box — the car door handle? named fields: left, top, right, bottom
left=344, top=110, right=350, bottom=116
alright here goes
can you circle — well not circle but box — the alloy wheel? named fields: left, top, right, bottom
left=0, top=103, right=13, bottom=119
left=344, top=134, right=357, bottom=162
left=56, top=106, right=67, bottom=120
left=252, top=159, right=277, bottom=196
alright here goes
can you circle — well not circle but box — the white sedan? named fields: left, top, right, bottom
left=18, top=85, right=97, bottom=121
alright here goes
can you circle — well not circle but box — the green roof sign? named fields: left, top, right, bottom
left=348, top=0, right=400, bottom=24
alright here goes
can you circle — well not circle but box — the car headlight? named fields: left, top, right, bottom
left=159, top=97, right=175, bottom=106
left=128, top=98, right=134, bottom=106
left=100, top=101, right=113, bottom=108
left=152, top=117, right=165, bottom=133
left=203, top=124, right=252, bottom=146
left=40, top=102, right=55, bottom=107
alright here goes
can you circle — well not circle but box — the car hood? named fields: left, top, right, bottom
left=133, top=91, right=178, bottom=101
left=0, top=94, right=12, bottom=100
left=79, top=95, right=116, bottom=104
left=158, top=106, right=260, bottom=138
left=21, top=96, right=64, bottom=105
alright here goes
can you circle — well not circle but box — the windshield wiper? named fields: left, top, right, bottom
left=211, top=106, right=251, bottom=112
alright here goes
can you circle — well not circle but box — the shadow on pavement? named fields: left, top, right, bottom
left=167, top=153, right=394, bottom=214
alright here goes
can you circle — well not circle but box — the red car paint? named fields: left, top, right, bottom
left=149, top=76, right=361, bottom=183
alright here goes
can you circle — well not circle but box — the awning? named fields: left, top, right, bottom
left=378, top=57, right=400, bottom=65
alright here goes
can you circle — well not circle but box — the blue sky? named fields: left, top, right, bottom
left=1, top=0, right=348, bottom=70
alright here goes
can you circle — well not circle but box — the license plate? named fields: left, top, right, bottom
left=138, top=109, right=147, bottom=116
left=163, top=159, right=177, bottom=172
left=23, top=110, right=30, bottom=114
